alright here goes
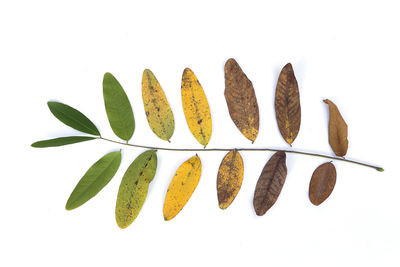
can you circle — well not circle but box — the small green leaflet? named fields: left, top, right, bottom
left=47, top=101, right=100, bottom=136
left=103, top=73, right=135, bottom=141
left=66, top=151, right=122, bottom=210
left=115, top=150, right=157, bottom=229
left=31, top=136, right=96, bottom=148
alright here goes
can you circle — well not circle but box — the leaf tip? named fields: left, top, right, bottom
left=377, top=167, right=384, bottom=172
left=219, top=203, right=228, bottom=210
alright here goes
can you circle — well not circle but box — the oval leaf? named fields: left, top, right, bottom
left=217, top=149, right=244, bottom=209
left=275, top=63, right=301, bottom=145
left=47, top=101, right=100, bottom=136
left=163, top=155, right=202, bottom=221
left=31, top=136, right=96, bottom=148
left=181, top=68, right=212, bottom=147
left=142, top=69, right=175, bottom=141
left=224, top=58, right=259, bottom=142
left=309, top=162, right=337, bottom=205
left=103, top=73, right=135, bottom=141
left=116, top=150, right=157, bottom=229
left=66, top=151, right=121, bottom=210
left=324, top=99, right=348, bottom=156
left=253, top=151, right=287, bottom=216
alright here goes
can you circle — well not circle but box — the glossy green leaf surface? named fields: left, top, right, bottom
left=115, top=150, right=157, bottom=229
left=47, top=101, right=100, bottom=136
left=103, top=73, right=135, bottom=141
left=31, top=136, right=96, bottom=148
left=66, top=151, right=122, bottom=210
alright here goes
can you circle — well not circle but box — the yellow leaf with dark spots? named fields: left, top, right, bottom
left=217, top=150, right=244, bottom=209
left=163, top=155, right=202, bottom=221
left=142, top=69, right=175, bottom=141
left=181, top=68, right=212, bottom=147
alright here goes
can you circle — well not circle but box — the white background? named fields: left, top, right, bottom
left=1, top=1, right=399, bottom=266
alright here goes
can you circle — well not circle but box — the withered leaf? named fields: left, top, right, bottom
left=253, top=151, right=287, bottom=216
left=275, top=63, right=301, bottom=145
left=324, top=99, right=348, bottom=156
left=224, top=58, right=259, bottom=142
left=309, top=162, right=336, bottom=206
left=217, top=150, right=244, bottom=209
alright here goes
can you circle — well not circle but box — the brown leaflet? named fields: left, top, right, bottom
left=275, top=63, right=301, bottom=146
left=217, top=150, right=244, bottom=209
left=309, top=162, right=336, bottom=206
left=253, top=151, right=287, bottom=216
left=224, top=58, right=259, bottom=142
left=324, top=99, right=348, bottom=156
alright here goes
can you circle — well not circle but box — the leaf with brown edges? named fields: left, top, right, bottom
left=275, top=63, right=301, bottom=145
left=309, top=162, right=336, bottom=206
left=324, top=99, right=348, bottom=156
left=224, top=58, right=259, bottom=142
left=253, top=151, right=287, bottom=216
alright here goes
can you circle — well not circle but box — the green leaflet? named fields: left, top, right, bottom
left=115, top=150, right=157, bottom=229
left=103, top=73, right=135, bottom=141
left=31, top=136, right=96, bottom=148
left=66, top=151, right=122, bottom=210
left=47, top=101, right=100, bottom=136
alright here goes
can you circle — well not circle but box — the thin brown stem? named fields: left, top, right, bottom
left=97, top=137, right=384, bottom=172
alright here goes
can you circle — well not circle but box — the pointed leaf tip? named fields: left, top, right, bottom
left=47, top=101, right=100, bottom=136
left=65, top=151, right=121, bottom=210
left=103, top=72, right=135, bottom=142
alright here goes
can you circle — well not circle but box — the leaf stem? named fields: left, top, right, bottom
left=97, top=137, right=384, bottom=171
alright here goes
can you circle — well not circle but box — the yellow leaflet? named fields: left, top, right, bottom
left=163, top=155, right=202, bottom=221
left=142, top=69, right=175, bottom=141
left=217, top=150, right=244, bottom=209
left=181, top=68, right=212, bottom=147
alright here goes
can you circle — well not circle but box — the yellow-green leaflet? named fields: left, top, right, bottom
left=115, top=150, right=157, bottom=229
left=142, top=69, right=175, bottom=141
